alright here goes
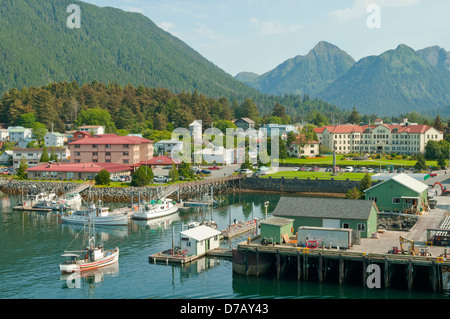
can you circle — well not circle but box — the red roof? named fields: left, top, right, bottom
left=68, top=134, right=153, bottom=145
left=131, top=155, right=181, bottom=167
left=26, top=163, right=132, bottom=173
left=291, top=134, right=319, bottom=144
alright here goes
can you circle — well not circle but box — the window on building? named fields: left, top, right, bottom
left=342, top=223, right=350, bottom=229
left=368, top=196, right=377, bottom=202
left=357, top=224, right=366, bottom=232
left=392, top=198, right=401, bottom=204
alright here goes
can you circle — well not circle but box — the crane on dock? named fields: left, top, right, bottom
left=433, top=182, right=450, bottom=196
left=399, top=236, right=417, bottom=256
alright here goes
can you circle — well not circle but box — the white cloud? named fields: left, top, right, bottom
left=331, top=0, right=421, bottom=23
left=249, top=18, right=301, bottom=35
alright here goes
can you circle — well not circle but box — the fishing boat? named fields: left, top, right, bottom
left=33, top=192, right=82, bottom=211
left=132, top=198, right=179, bottom=220
left=60, top=212, right=119, bottom=274
left=61, top=203, right=129, bottom=226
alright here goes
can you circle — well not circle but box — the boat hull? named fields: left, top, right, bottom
left=132, top=206, right=178, bottom=220
left=61, top=214, right=129, bottom=226
left=60, top=248, right=119, bottom=274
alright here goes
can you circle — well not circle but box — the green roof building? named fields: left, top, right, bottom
left=364, top=173, right=428, bottom=214
left=272, top=196, right=378, bottom=238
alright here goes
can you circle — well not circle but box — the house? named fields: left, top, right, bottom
left=26, top=162, right=133, bottom=180
left=233, top=118, right=255, bottom=131
left=17, top=138, right=36, bottom=149
left=12, top=148, right=70, bottom=168
left=260, top=124, right=297, bottom=139
left=272, top=196, right=378, bottom=238
left=195, top=146, right=234, bottom=164
left=8, top=126, right=32, bottom=143
left=68, top=134, right=154, bottom=165
left=78, top=125, right=105, bottom=135
left=179, top=225, right=222, bottom=257
left=314, top=118, right=444, bottom=155
left=154, top=139, right=184, bottom=156
left=0, top=150, right=13, bottom=165
left=0, top=129, right=9, bottom=141
left=364, top=173, right=428, bottom=214
left=288, top=134, right=319, bottom=158
left=44, top=132, right=65, bottom=147
left=66, top=130, right=91, bottom=143
left=260, top=217, right=295, bottom=244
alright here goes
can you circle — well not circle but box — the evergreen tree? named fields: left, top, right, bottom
left=168, top=163, right=179, bottom=182
left=40, top=146, right=50, bottom=162
left=345, top=187, right=363, bottom=200
left=414, top=154, right=427, bottom=171
left=347, top=106, right=361, bottom=124
left=17, top=157, right=28, bottom=180
left=360, top=173, right=372, bottom=193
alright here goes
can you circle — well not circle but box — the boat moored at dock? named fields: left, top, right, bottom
left=132, top=198, right=179, bottom=220
left=61, top=204, right=129, bottom=226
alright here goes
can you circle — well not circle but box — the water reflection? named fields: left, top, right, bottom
left=60, top=263, right=120, bottom=293
left=132, top=213, right=181, bottom=231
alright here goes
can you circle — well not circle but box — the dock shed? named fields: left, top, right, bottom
left=272, top=197, right=378, bottom=238
left=180, top=225, right=221, bottom=257
left=364, top=173, right=428, bottom=214
left=260, top=217, right=294, bottom=244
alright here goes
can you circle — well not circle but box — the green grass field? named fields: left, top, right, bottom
left=282, top=156, right=440, bottom=168
left=261, top=171, right=374, bottom=181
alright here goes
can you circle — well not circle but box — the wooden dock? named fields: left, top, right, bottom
left=206, top=248, right=233, bottom=258
left=149, top=249, right=200, bottom=265
left=13, top=205, right=52, bottom=212
left=221, top=219, right=258, bottom=239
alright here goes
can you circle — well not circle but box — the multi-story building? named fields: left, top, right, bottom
left=78, top=125, right=105, bottom=135
left=287, top=134, right=319, bottom=158
left=12, top=148, right=70, bottom=168
left=68, top=134, right=154, bottom=165
left=314, top=119, right=444, bottom=155
left=44, top=132, right=65, bottom=148
left=8, top=126, right=32, bottom=143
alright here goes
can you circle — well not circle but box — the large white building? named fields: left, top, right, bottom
left=12, top=148, right=70, bottom=168
left=314, top=119, right=444, bottom=155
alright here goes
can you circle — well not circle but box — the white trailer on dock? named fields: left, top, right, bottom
left=297, top=226, right=352, bottom=249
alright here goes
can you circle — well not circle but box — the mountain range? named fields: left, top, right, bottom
left=0, top=0, right=349, bottom=121
left=236, top=42, right=450, bottom=117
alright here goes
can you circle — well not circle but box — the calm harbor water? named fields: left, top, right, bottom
left=0, top=191, right=447, bottom=299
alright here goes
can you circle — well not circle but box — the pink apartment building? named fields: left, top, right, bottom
left=68, top=134, right=154, bottom=165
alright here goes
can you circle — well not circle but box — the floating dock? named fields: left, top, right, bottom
left=13, top=205, right=52, bottom=212
left=149, top=249, right=201, bottom=265
left=221, top=219, right=258, bottom=239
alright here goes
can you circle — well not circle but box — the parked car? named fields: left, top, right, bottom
left=153, top=176, right=171, bottom=183
left=208, top=166, right=221, bottom=170
left=200, top=169, right=211, bottom=175
left=325, top=167, right=332, bottom=172
left=111, top=176, right=124, bottom=182
left=162, top=166, right=172, bottom=169
left=344, top=166, right=354, bottom=172
left=239, top=169, right=253, bottom=174
left=367, top=168, right=374, bottom=173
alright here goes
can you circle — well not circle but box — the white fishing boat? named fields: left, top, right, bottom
left=60, top=213, right=119, bottom=274
left=61, top=204, right=129, bottom=226
left=59, top=193, right=82, bottom=210
left=132, top=198, right=179, bottom=220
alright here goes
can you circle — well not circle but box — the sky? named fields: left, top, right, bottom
left=82, top=0, right=450, bottom=76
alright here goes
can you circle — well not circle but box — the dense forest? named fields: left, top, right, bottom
left=0, top=81, right=356, bottom=134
